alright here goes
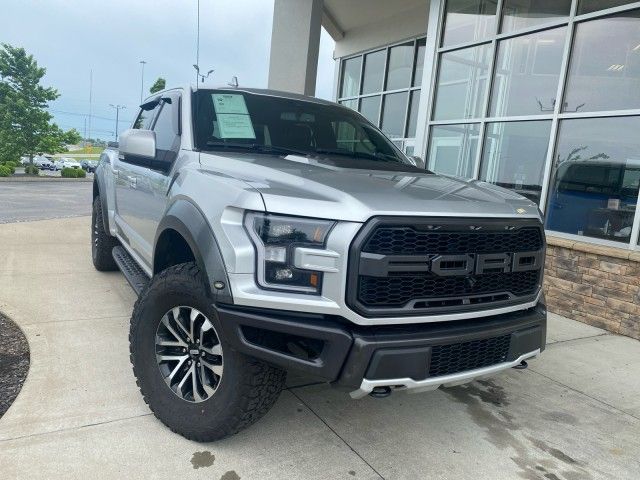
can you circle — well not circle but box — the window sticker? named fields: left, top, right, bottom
left=216, top=113, right=256, bottom=139
left=212, top=93, right=255, bottom=139
left=212, top=94, right=250, bottom=115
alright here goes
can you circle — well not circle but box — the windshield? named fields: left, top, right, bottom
left=192, top=89, right=421, bottom=171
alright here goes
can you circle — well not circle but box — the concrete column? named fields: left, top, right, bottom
left=268, top=0, right=323, bottom=96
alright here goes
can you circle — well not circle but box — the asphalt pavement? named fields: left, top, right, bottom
left=0, top=180, right=92, bottom=223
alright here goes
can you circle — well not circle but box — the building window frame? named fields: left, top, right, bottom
left=423, top=0, right=640, bottom=251
left=336, top=35, right=427, bottom=154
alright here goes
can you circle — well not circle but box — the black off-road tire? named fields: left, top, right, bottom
left=129, top=262, right=286, bottom=442
left=91, top=196, right=119, bottom=271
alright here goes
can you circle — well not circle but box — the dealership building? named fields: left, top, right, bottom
left=268, top=0, right=640, bottom=339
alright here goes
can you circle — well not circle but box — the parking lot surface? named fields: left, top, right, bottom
left=0, top=181, right=92, bottom=224
left=0, top=216, right=639, bottom=479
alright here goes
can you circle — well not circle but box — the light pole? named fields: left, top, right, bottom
left=109, top=104, right=126, bottom=140
left=193, top=64, right=214, bottom=83
left=139, top=60, right=147, bottom=103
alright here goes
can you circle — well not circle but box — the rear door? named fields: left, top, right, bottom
left=114, top=99, right=160, bottom=260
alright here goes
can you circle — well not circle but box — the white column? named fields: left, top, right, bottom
left=268, top=0, right=323, bottom=96
left=414, top=0, right=444, bottom=159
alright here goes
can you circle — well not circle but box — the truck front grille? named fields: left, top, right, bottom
left=429, top=335, right=511, bottom=377
left=347, top=217, right=544, bottom=317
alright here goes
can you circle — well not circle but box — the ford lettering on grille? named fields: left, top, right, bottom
left=347, top=217, right=545, bottom=317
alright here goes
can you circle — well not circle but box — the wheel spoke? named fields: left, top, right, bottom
left=201, top=343, right=222, bottom=356
left=166, top=356, right=189, bottom=381
left=160, top=317, right=188, bottom=346
left=189, top=309, right=200, bottom=343
left=171, top=308, right=192, bottom=342
left=192, top=368, right=203, bottom=402
left=201, top=358, right=223, bottom=377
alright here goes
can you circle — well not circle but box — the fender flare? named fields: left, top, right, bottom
left=93, top=165, right=110, bottom=235
left=154, top=199, right=233, bottom=304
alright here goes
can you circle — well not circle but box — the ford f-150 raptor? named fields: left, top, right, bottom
left=92, top=86, right=546, bottom=441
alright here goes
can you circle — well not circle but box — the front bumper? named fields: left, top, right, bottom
left=215, top=301, right=546, bottom=397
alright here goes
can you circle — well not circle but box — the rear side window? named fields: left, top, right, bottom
left=133, top=102, right=160, bottom=130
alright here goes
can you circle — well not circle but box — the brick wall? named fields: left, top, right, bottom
left=544, top=236, right=640, bottom=340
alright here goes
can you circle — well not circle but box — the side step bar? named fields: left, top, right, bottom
left=112, top=246, right=150, bottom=295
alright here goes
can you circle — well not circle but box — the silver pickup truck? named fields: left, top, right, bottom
left=92, top=86, right=546, bottom=441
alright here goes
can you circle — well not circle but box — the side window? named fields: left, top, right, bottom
left=153, top=100, right=179, bottom=152
left=133, top=103, right=159, bottom=130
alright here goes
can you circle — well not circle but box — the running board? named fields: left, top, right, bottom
left=112, top=246, right=150, bottom=295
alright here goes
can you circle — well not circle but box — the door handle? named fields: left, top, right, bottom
left=128, top=176, right=137, bottom=188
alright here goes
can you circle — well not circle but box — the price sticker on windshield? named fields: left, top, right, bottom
left=217, top=114, right=256, bottom=139
left=212, top=94, right=250, bottom=115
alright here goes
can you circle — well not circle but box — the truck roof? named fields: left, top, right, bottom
left=141, top=85, right=337, bottom=108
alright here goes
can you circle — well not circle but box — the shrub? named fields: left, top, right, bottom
left=76, top=168, right=86, bottom=178
left=1, top=162, right=16, bottom=174
left=0, top=165, right=10, bottom=177
left=61, top=167, right=79, bottom=178
left=24, top=164, right=39, bottom=175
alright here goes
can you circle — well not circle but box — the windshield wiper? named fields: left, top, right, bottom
left=314, top=148, right=403, bottom=164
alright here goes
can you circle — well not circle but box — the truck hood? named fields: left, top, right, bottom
left=199, top=152, right=540, bottom=223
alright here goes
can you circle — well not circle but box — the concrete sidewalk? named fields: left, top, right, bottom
left=1, top=216, right=639, bottom=479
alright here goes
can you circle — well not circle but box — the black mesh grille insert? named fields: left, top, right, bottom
left=348, top=218, right=545, bottom=316
left=358, top=270, right=539, bottom=307
left=363, top=226, right=543, bottom=255
left=429, top=335, right=511, bottom=377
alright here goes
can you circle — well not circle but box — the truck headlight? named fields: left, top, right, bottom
left=244, top=212, right=335, bottom=294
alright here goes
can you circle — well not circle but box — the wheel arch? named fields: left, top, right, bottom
left=154, top=199, right=233, bottom=304
left=93, top=165, right=110, bottom=235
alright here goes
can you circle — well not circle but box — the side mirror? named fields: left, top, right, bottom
left=410, top=155, right=426, bottom=169
left=119, top=129, right=156, bottom=160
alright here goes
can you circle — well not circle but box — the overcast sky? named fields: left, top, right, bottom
left=2, top=0, right=336, bottom=141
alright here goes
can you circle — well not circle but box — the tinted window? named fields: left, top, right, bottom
left=428, top=123, right=480, bottom=178
left=362, top=50, right=386, bottom=94
left=501, top=0, right=571, bottom=33
left=546, top=116, right=640, bottom=243
left=563, top=10, right=640, bottom=113
left=192, top=90, right=416, bottom=171
left=153, top=101, right=178, bottom=151
left=442, top=0, right=497, bottom=47
left=340, top=57, right=362, bottom=98
left=133, top=102, right=159, bottom=130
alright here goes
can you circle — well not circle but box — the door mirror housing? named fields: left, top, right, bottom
left=119, top=129, right=156, bottom=160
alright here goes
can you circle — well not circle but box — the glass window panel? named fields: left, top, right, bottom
left=433, top=43, right=491, bottom=120
left=490, top=27, right=566, bottom=117
left=546, top=116, right=640, bottom=243
left=362, top=50, right=386, bottom=94
left=501, top=0, right=571, bottom=33
left=340, top=99, right=358, bottom=111
left=386, top=42, right=414, bottom=90
left=407, top=91, right=421, bottom=138
left=413, top=38, right=427, bottom=86
left=428, top=124, right=480, bottom=178
left=578, top=0, right=638, bottom=15
left=480, top=121, right=552, bottom=204
left=359, top=95, right=381, bottom=125
left=340, top=57, right=361, bottom=98
left=381, top=92, right=409, bottom=138
left=442, top=0, right=497, bottom=47
left=564, top=10, right=640, bottom=113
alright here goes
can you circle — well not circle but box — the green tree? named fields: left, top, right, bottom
left=149, top=77, right=166, bottom=94
left=0, top=44, right=79, bottom=163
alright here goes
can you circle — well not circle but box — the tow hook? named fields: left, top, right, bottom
left=369, top=386, right=392, bottom=398
left=512, top=360, right=528, bottom=370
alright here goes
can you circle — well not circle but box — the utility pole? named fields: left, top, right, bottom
left=140, top=60, right=147, bottom=103
left=109, top=104, right=126, bottom=140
